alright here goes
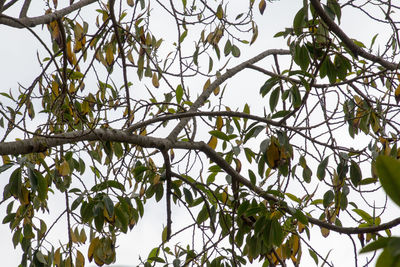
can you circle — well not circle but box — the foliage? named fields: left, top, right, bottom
left=0, top=0, right=400, bottom=266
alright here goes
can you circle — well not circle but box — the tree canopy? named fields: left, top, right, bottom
left=1, top=0, right=400, bottom=266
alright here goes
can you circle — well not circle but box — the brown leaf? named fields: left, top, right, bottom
left=259, top=0, right=266, bottom=15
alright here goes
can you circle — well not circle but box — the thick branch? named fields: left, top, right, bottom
left=310, top=0, right=399, bottom=70
left=19, top=0, right=31, bottom=18
left=166, top=49, right=291, bottom=142
left=1, top=128, right=399, bottom=235
left=0, top=0, right=97, bottom=28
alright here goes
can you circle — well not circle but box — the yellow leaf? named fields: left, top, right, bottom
left=259, top=0, right=266, bottom=15
left=148, top=157, right=156, bottom=172
left=395, top=83, right=400, bottom=104
left=213, top=86, right=220, bottom=95
left=19, top=186, right=29, bottom=205
left=52, top=80, right=59, bottom=97
left=106, top=44, right=114, bottom=66
left=88, top=237, right=100, bottom=262
left=152, top=73, right=159, bottom=88
left=74, top=40, right=83, bottom=53
left=103, top=208, right=115, bottom=223
left=170, top=149, right=175, bottom=161
left=234, top=158, right=241, bottom=173
left=2, top=155, right=10, bottom=164
left=66, top=40, right=76, bottom=66
left=291, top=234, right=300, bottom=257
left=320, top=227, right=330, bottom=237
left=203, top=78, right=211, bottom=91
left=65, top=256, right=72, bottom=267
left=250, top=23, right=258, bottom=45
left=70, top=228, right=78, bottom=243
left=222, top=186, right=228, bottom=204
left=54, top=248, right=61, bottom=266
left=162, top=226, right=168, bottom=242
left=69, top=83, right=76, bottom=94
left=127, top=0, right=134, bottom=7
left=216, top=116, right=223, bottom=131
left=153, top=174, right=160, bottom=185
left=127, top=50, right=134, bottom=64
left=207, top=136, right=218, bottom=149
left=58, top=160, right=70, bottom=176
left=216, top=4, right=223, bottom=20
left=270, top=246, right=283, bottom=264
left=76, top=250, right=85, bottom=267
left=80, top=228, right=87, bottom=244
left=266, top=141, right=280, bottom=169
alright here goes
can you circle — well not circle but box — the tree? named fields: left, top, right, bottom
left=1, top=0, right=400, bottom=266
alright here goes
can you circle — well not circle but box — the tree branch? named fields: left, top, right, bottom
left=19, top=0, right=31, bottom=18
left=0, top=0, right=97, bottom=28
left=1, top=128, right=399, bottom=235
left=166, top=49, right=291, bottom=142
left=309, top=0, right=399, bottom=70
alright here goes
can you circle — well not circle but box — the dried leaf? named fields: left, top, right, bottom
left=259, top=0, right=266, bottom=15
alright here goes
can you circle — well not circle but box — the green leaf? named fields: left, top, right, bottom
left=113, top=142, right=124, bottom=159
left=115, top=205, right=128, bottom=233
left=71, top=195, right=84, bottom=211
left=360, top=237, right=389, bottom=253
left=224, top=39, right=232, bottom=56
left=231, top=45, right=240, bottom=57
left=197, top=204, right=209, bottom=224
left=376, top=247, right=400, bottom=267
left=317, top=157, right=329, bottom=180
left=353, top=208, right=373, bottom=224
left=286, top=193, right=301, bottom=203
left=294, top=45, right=310, bottom=71
left=303, top=166, right=312, bottom=183
left=323, top=190, right=334, bottom=208
left=293, top=7, right=305, bottom=35
left=9, top=167, right=21, bottom=197
left=237, top=201, right=249, bottom=216
left=269, top=87, right=280, bottom=112
left=36, top=171, right=48, bottom=201
left=209, top=130, right=230, bottom=141
left=350, top=160, right=362, bottom=187
left=103, top=196, right=114, bottom=217
left=179, top=30, right=188, bottom=42
left=248, top=169, right=256, bottom=186
left=0, top=163, right=13, bottom=173
left=260, top=77, right=278, bottom=97
left=376, top=155, right=400, bottom=207
left=291, top=85, right=302, bottom=108
left=328, top=0, right=341, bottom=23
left=270, top=219, right=284, bottom=246
left=309, top=249, right=319, bottom=264
left=183, top=188, right=193, bottom=206
left=271, top=110, right=291, bottom=119
left=176, top=84, right=183, bottom=104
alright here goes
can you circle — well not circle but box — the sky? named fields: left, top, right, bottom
left=0, top=0, right=398, bottom=266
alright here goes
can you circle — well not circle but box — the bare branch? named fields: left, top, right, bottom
left=19, top=0, right=31, bottom=18
left=0, top=0, right=97, bottom=28
left=166, top=48, right=291, bottom=142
